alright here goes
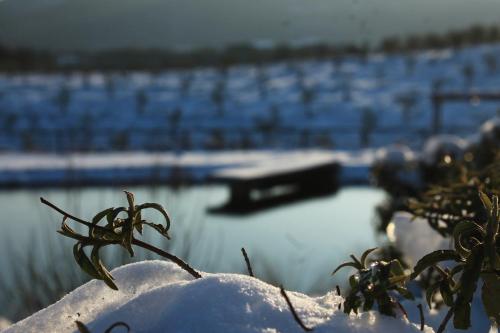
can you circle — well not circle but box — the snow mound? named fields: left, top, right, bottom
left=4, top=261, right=434, bottom=333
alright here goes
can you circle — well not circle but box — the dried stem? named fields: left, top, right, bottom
left=41, top=197, right=90, bottom=225
left=132, top=239, right=201, bottom=279
left=40, top=197, right=202, bottom=280
left=396, top=300, right=409, bottom=319
left=417, top=304, right=425, bottom=331
left=335, top=285, right=341, bottom=310
left=104, top=321, right=130, bottom=333
left=241, top=247, right=254, bottom=277
left=437, top=307, right=454, bottom=333
left=280, top=285, right=314, bottom=332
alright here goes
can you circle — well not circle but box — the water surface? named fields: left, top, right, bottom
left=0, top=185, right=385, bottom=295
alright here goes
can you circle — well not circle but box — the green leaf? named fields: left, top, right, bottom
left=360, top=248, right=378, bottom=267
left=125, top=191, right=135, bottom=210
left=426, top=282, right=440, bottom=308
left=349, top=274, right=359, bottom=289
left=332, top=262, right=359, bottom=276
left=395, top=286, right=414, bottom=300
left=106, top=207, right=127, bottom=227
left=440, top=281, right=454, bottom=307
left=90, top=246, right=118, bottom=290
left=453, top=302, right=471, bottom=329
left=412, top=250, right=462, bottom=279
left=388, top=259, right=409, bottom=285
left=73, top=243, right=100, bottom=280
left=453, top=248, right=483, bottom=330
left=481, top=273, right=500, bottom=325
left=479, top=191, right=493, bottom=211
left=485, top=195, right=499, bottom=271
left=143, top=222, right=170, bottom=239
left=136, top=202, right=171, bottom=232
left=92, top=208, right=114, bottom=226
left=453, top=220, right=486, bottom=258
left=350, top=255, right=363, bottom=269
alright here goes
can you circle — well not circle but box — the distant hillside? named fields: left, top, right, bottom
left=2, top=0, right=500, bottom=51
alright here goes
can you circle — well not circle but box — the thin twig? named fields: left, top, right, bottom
left=335, top=285, right=341, bottom=310
left=417, top=304, right=425, bottom=331
left=241, top=247, right=254, bottom=277
left=104, top=321, right=130, bottom=333
left=396, top=300, right=409, bottom=319
left=41, top=197, right=90, bottom=225
left=280, top=285, right=314, bottom=332
left=41, top=197, right=202, bottom=279
left=132, top=239, right=202, bottom=279
left=437, top=307, right=454, bottom=333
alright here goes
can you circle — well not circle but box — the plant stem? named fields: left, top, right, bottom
left=437, top=307, right=453, bottom=333
left=417, top=304, right=425, bottom=331
left=241, top=247, right=254, bottom=277
left=132, top=239, right=202, bottom=279
left=41, top=197, right=90, bottom=225
left=280, top=285, right=314, bottom=332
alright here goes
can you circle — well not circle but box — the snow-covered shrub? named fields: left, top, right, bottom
left=419, top=135, right=468, bottom=185
left=421, top=135, right=468, bottom=167
left=372, top=144, right=419, bottom=194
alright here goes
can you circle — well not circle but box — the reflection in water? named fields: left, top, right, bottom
left=0, top=185, right=384, bottom=318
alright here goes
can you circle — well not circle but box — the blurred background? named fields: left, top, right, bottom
left=0, top=0, right=500, bottom=323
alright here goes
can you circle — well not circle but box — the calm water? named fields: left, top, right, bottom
left=0, top=185, right=385, bottom=295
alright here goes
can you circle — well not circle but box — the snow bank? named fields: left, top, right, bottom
left=387, top=212, right=449, bottom=266
left=4, top=261, right=433, bottom=333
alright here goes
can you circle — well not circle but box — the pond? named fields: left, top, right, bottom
left=0, top=185, right=386, bottom=318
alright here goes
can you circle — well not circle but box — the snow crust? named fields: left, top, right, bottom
left=4, top=261, right=434, bottom=333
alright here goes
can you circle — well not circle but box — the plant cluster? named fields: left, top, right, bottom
left=332, top=248, right=413, bottom=317
left=41, top=191, right=201, bottom=290
left=411, top=193, right=500, bottom=331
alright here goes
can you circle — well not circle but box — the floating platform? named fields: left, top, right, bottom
left=209, top=155, right=341, bottom=213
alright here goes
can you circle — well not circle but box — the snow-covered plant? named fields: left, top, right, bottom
left=40, top=191, right=202, bottom=290
left=332, top=248, right=413, bottom=316
left=411, top=192, right=500, bottom=332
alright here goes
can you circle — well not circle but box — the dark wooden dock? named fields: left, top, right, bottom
left=210, top=155, right=340, bottom=213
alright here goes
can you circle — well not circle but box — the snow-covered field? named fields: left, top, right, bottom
left=1, top=44, right=499, bottom=152
left=3, top=261, right=434, bottom=333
